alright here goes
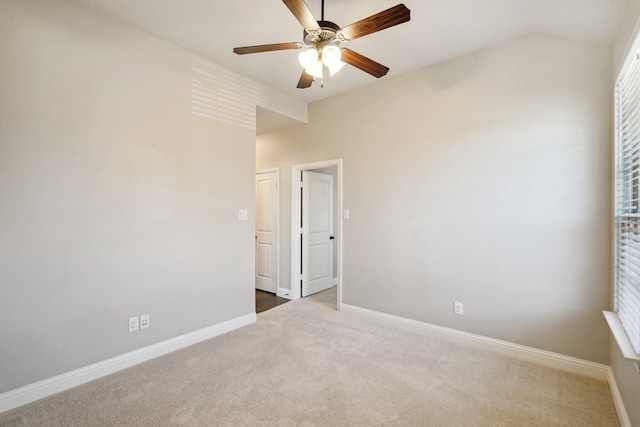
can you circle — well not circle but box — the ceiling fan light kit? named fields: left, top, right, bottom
left=298, top=44, right=345, bottom=80
left=233, top=0, right=410, bottom=89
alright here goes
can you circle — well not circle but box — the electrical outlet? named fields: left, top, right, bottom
left=140, top=314, right=150, bottom=329
left=453, top=301, right=464, bottom=316
left=128, top=316, right=139, bottom=332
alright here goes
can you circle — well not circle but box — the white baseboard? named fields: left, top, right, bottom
left=276, top=283, right=336, bottom=300
left=0, top=312, right=256, bottom=414
left=1, top=306, right=630, bottom=425
left=343, top=303, right=632, bottom=424
left=340, top=304, right=609, bottom=381
left=607, top=367, right=632, bottom=427
left=277, top=287, right=292, bottom=299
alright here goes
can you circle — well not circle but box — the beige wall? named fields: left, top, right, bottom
left=0, top=0, right=256, bottom=393
left=609, top=1, right=640, bottom=425
left=257, top=33, right=612, bottom=364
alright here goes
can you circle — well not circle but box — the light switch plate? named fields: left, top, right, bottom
left=238, top=209, right=248, bottom=220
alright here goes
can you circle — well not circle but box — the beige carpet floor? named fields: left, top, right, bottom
left=0, top=287, right=619, bottom=426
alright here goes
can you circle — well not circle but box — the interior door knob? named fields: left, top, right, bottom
left=330, top=236, right=335, bottom=240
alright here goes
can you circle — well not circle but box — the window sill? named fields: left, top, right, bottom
left=603, top=311, right=640, bottom=362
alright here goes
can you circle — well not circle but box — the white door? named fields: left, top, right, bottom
left=302, top=171, right=334, bottom=297
left=256, top=171, right=278, bottom=293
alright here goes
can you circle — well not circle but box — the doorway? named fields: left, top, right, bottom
left=291, top=159, right=343, bottom=310
left=255, top=169, right=279, bottom=294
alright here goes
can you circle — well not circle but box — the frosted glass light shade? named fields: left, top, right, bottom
left=322, top=46, right=345, bottom=76
left=298, top=49, right=317, bottom=69
left=305, top=60, right=323, bottom=78
left=298, top=49, right=323, bottom=78
left=327, top=60, right=345, bottom=76
left=322, top=46, right=342, bottom=67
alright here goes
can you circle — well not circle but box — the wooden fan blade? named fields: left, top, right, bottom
left=233, top=42, right=302, bottom=55
left=282, top=0, right=320, bottom=30
left=297, top=70, right=314, bottom=89
left=341, top=48, right=389, bottom=78
left=340, top=4, right=410, bottom=41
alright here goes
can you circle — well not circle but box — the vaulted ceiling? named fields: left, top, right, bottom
left=74, top=0, right=628, bottom=105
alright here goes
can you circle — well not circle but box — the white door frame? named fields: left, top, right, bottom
left=291, top=159, right=343, bottom=310
left=256, top=168, right=281, bottom=296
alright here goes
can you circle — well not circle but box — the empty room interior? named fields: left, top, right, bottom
left=2, top=0, right=640, bottom=425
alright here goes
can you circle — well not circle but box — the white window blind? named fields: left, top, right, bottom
left=615, top=39, right=640, bottom=355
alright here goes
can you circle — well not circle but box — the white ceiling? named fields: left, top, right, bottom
left=75, top=0, right=627, bottom=123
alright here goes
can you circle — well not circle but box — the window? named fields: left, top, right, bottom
left=614, top=33, right=640, bottom=355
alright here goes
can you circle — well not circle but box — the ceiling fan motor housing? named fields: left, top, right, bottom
left=303, top=20, right=347, bottom=48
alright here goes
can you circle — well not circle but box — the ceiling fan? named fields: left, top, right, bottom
left=233, top=0, right=411, bottom=89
